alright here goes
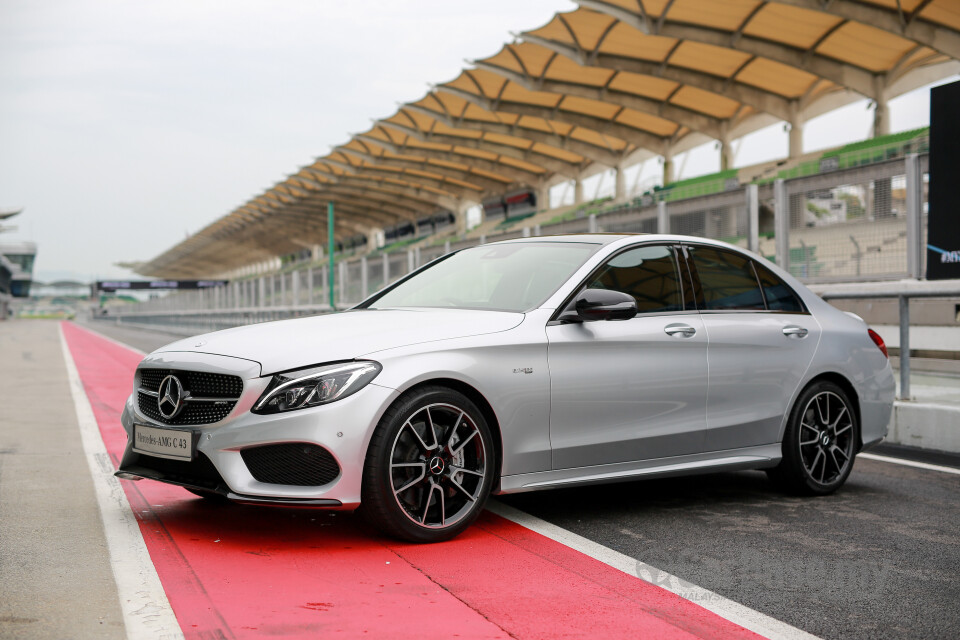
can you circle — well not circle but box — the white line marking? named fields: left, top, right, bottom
left=73, top=322, right=148, bottom=355
left=60, top=324, right=184, bottom=640
left=487, top=500, right=820, bottom=640
left=859, top=453, right=960, bottom=476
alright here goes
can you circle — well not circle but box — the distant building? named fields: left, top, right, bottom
left=0, top=254, right=14, bottom=318
left=0, top=241, right=38, bottom=297
left=0, top=208, right=36, bottom=317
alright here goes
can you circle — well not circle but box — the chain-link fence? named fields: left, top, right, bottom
left=781, top=158, right=914, bottom=282
left=105, top=154, right=928, bottom=330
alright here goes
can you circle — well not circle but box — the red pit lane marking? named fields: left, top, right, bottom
left=63, top=321, right=764, bottom=640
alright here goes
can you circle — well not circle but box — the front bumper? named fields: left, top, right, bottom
left=117, top=379, right=399, bottom=509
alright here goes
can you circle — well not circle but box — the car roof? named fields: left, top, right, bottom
left=491, top=234, right=635, bottom=246
left=487, top=233, right=741, bottom=251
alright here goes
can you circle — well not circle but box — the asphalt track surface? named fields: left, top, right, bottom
left=77, top=320, right=960, bottom=639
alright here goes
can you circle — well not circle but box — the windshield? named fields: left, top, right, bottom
left=364, top=242, right=600, bottom=312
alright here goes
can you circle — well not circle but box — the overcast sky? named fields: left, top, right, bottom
left=0, top=0, right=952, bottom=283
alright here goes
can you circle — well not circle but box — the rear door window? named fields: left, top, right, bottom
left=686, top=246, right=765, bottom=311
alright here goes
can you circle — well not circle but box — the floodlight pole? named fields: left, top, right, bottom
left=328, top=201, right=335, bottom=310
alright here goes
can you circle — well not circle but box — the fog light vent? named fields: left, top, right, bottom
left=241, top=443, right=340, bottom=487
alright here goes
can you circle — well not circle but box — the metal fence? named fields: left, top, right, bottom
left=104, top=154, right=930, bottom=331
left=776, top=155, right=927, bottom=283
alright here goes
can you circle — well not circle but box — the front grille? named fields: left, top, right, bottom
left=137, top=393, right=236, bottom=425
left=122, top=451, right=225, bottom=491
left=241, top=443, right=340, bottom=486
left=136, top=368, right=243, bottom=426
left=138, top=369, right=243, bottom=398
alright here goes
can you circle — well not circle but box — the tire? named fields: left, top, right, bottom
left=768, top=380, right=858, bottom=495
left=361, top=386, right=495, bottom=543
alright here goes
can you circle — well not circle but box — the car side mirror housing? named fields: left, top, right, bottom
left=559, top=288, right=637, bottom=323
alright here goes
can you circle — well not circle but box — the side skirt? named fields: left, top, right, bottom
left=497, top=444, right=781, bottom=494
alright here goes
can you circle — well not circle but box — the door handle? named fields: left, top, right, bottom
left=782, top=326, right=809, bottom=338
left=664, top=323, right=697, bottom=338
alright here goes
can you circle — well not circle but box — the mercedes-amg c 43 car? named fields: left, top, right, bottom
left=116, top=234, right=894, bottom=542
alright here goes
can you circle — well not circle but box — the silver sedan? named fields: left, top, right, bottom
left=116, top=234, right=895, bottom=542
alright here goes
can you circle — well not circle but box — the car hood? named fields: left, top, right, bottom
left=155, top=308, right=524, bottom=375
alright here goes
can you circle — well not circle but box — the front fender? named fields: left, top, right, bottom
left=363, top=311, right=552, bottom=476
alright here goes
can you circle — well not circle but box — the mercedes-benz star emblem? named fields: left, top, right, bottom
left=428, top=456, right=446, bottom=475
left=157, top=375, right=185, bottom=419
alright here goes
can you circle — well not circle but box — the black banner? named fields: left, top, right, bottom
left=97, top=280, right=228, bottom=292
left=927, top=80, right=960, bottom=280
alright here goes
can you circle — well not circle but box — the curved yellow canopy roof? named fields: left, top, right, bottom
left=138, top=0, right=959, bottom=278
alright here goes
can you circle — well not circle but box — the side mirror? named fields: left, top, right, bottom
left=559, top=288, right=637, bottom=323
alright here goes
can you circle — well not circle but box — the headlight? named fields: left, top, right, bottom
left=252, top=361, right=381, bottom=414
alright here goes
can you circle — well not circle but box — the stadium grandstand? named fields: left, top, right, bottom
left=130, top=0, right=960, bottom=284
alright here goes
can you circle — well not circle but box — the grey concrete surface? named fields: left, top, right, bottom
left=0, top=320, right=125, bottom=640
left=501, top=458, right=960, bottom=640
left=77, top=319, right=180, bottom=354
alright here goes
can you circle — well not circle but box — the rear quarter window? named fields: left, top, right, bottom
left=754, top=262, right=805, bottom=313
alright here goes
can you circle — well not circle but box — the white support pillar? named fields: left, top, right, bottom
left=662, top=152, right=674, bottom=186
left=774, top=179, right=789, bottom=271
left=366, top=229, right=383, bottom=252
left=537, top=182, right=551, bottom=212
left=573, top=177, right=584, bottom=205
left=746, top=183, right=759, bottom=254
left=292, top=269, right=300, bottom=307
left=258, top=277, right=266, bottom=309
left=321, top=265, right=328, bottom=306
left=720, top=138, right=735, bottom=171
left=788, top=100, right=804, bottom=160
left=455, top=200, right=473, bottom=235
left=306, top=267, right=313, bottom=306
left=614, top=164, right=627, bottom=201
left=788, top=122, right=804, bottom=160
left=360, top=256, right=369, bottom=300
left=873, top=76, right=890, bottom=138
left=657, top=201, right=669, bottom=234
left=338, top=261, right=346, bottom=307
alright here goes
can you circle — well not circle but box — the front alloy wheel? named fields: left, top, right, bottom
left=362, top=386, right=494, bottom=542
left=769, top=381, right=858, bottom=495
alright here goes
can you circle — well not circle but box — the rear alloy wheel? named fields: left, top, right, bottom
left=769, top=381, right=858, bottom=495
left=362, top=387, right=495, bottom=542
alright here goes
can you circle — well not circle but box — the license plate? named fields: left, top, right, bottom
left=133, top=424, right=194, bottom=461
